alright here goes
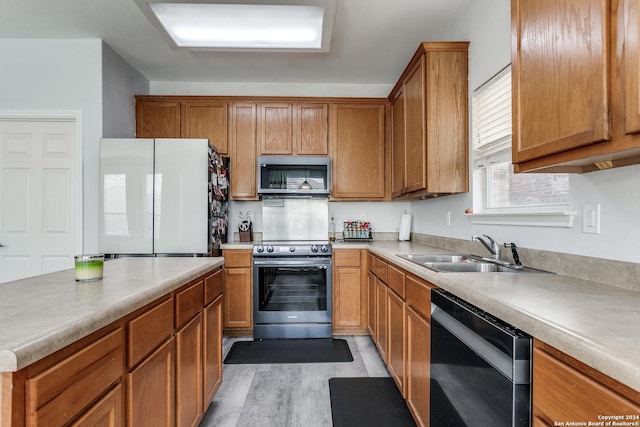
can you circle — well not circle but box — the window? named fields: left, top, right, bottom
left=473, top=65, right=570, bottom=212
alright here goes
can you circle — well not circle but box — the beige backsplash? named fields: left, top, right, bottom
left=228, top=231, right=640, bottom=292
left=412, top=233, right=640, bottom=292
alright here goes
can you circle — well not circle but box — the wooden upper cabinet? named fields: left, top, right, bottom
left=391, top=89, right=406, bottom=197
left=230, top=103, right=258, bottom=200
left=181, top=101, right=228, bottom=154
left=511, top=0, right=640, bottom=172
left=258, top=102, right=328, bottom=155
left=329, top=103, right=387, bottom=200
left=389, top=42, right=469, bottom=199
left=294, top=103, right=329, bottom=155
left=426, top=48, right=469, bottom=193
left=135, top=98, right=228, bottom=154
left=624, top=0, right=640, bottom=135
left=136, top=100, right=181, bottom=138
left=258, top=103, right=293, bottom=154
left=404, top=58, right=427, bottom=193
left=512, top=0, right=610, bottom=166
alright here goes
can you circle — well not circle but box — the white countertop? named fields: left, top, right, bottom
left=4, top=243, right=640, bottom=393
left=0, top=257, right=223, bottom=372
left=223, top=240, right=640, bottom=392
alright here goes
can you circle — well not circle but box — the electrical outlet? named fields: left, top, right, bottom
left=582, top=204, right=601, bottom=234
left=444, top=211, right=451, bottom=227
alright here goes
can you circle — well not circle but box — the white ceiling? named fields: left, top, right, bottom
left=0, top=0, right=472, bottom=85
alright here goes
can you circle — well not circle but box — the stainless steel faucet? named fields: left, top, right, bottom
left=472, top=234, right=500, bottom=259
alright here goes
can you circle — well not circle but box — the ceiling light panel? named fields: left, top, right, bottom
left=135, top=0, right=337, bottom=52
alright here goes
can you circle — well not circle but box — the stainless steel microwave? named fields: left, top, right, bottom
left=257, top=156, right=330, bottom=197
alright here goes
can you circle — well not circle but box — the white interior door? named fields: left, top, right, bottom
left=0, top=118, right=78, bottom=283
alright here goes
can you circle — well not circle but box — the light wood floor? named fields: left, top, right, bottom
left=199, top=336, right=390, bottom=427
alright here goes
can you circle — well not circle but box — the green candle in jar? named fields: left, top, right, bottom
left=75, top=254, right=104, bottom=281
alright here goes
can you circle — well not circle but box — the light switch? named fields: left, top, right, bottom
left=582, top=204, right=601, bottom=234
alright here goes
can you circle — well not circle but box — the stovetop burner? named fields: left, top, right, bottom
left=253, top=240, right=332, bottom=257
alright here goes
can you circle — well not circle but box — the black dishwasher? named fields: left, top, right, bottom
left=430, top=289, right=531, bottom=427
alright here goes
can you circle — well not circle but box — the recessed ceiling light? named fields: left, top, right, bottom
left=134, top=0, right=338, bottom=52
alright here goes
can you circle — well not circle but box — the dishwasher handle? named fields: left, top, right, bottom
left=432, top=302, right=531, bottom=385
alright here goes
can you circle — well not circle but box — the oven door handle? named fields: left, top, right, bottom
left=253, top=258, right=332, bottom=267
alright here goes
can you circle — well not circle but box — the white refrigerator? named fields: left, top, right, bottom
left=99, top=138, right=210, bottom=255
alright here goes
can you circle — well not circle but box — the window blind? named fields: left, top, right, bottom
left=472, top=65, right=512, bottom=168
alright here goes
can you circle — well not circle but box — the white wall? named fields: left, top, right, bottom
left=150, top=81, right=392, bottom=98
left=0, top=39, right=103, bottom=254
left=102, top=42, right=149, bottom=138
left=0, top=39, right=150, bottom=254
left=409, top=0, right=640, bottom=264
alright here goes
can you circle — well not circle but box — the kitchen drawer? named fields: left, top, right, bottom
left=333, top=249, right=361, bottom=267
left=405, top=275, right=434, bottom=319
left=369, top=255, right=388, bottom=282
left=175, top=280, right=204, bottom=328
left=223, top=250, right=252, bottom=268
left=26, top=328, right=124, bottom=427
left=387, top=264, right=405, bottom=299
left=367, top=253, right=375, bottom=273
left=128, top=297, right=174, bottom=368
left=204, top=268, right=223, bottom=305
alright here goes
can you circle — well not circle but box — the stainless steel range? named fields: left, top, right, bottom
left=253, top=197, right=332, bottom=339
left=253, top=241, right=332, bottom=339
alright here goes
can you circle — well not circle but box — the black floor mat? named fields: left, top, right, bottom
left=329, top=377, right=416, bottom=427
left=223, top=339, right=353, bottom=364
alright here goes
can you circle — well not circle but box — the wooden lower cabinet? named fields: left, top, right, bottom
left=127, top=338, right=175, bottom=427
left=4, top=268, right=223, bottom=427
left=25, top=328, right=124, bottom=427
left=366, top=254, right=433, bottom=427
left=222, top=250, right=253, bottom=334
left=367, top=271, right=377, bottom=336
left=375, top=278, right=388, bottom=362
left=222, top=267, right=252, bottom=330
left=176, top=314, right=203, bottom=427
left=203, top=295, right=223, bottom=404
left=332, top=249, right=367, bottom=334
left=71, top=383, right=123, bottom=427
left=387, top=289, right=406, bottom=396
left=532, top=339, right=640, bottom=426
left=406, top=305, right=430, bottom=427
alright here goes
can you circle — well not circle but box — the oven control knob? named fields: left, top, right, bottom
left=289, top=246, right=295, bottom=252
left=266, top=245, right=274, bottom=253
left=256, top=245, right=264, bottom=253
left=321, top=245, right=329, bottom=253
left=311, top=244, right=319, bottom=253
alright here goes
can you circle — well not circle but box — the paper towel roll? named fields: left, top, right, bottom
left=398, top=214, right=411, bottom=241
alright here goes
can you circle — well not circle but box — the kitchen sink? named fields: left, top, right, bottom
left=398, top=253, right=474, bottom=263
left=397, top=253, right=552, bottom=274
left=426, top=262, right=515, bottom=273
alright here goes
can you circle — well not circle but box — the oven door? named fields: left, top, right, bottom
left=253, top=257, right=332, bottom=325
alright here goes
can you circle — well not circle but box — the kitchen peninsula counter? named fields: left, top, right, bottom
left=223, top=240, right=640, bottom=392
left=0, top=256, right=223, bottom=372
left=359, top=241, right=640, bottom=393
